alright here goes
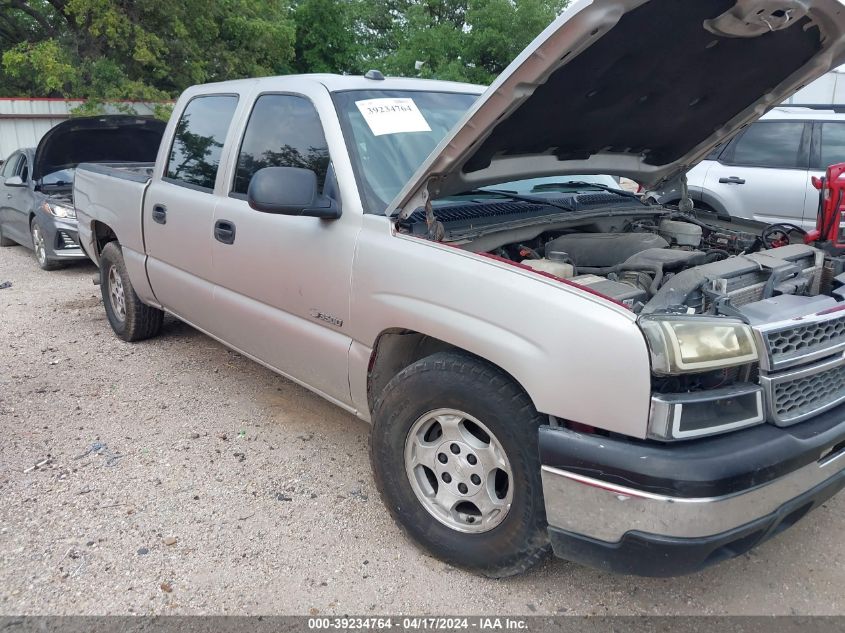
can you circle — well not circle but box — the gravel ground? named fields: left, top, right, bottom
left=1, top=243, right=844, bottom=616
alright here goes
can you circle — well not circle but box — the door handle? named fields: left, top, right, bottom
left=5, top=193, right=11, bottom=199
left=152, top=204, right=167, bottom=224
left=214, top=219, right=236, bottom=244
left=718, top=177, right=746, bottom=185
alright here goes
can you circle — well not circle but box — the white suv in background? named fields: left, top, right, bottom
left=650, top=106, right=845, bottom=229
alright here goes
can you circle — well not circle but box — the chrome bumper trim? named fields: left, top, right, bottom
left=541, top=445, right=845, bottom=543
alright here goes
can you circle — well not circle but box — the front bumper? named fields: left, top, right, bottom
left=539, top=405, right=845, bottom=576
left=42, top=216, right=87, bottom=261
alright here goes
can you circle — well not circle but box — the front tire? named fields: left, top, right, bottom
left=370, top=351, right=550, bottom=577
left=99, top=241, right=163, bottom=342
left=30, top=218, right=62, bottom=270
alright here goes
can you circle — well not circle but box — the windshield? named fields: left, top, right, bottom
left=42, top=168, right=75, bottom=187
left=333, top=90, right=478, bottom=213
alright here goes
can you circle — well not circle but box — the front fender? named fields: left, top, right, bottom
left=350, top=217, right=653, bottom=439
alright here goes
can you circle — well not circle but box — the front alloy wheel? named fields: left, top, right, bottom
left=370, top=351, right=550, bottom=577
left=32, top=223, right=46, bottom=266
left=30, top=219, right=61, bottom=271
left=405, top=408, right=513, bottom=533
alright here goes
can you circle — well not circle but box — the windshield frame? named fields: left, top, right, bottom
left=331, top=89, right=480, bottom=215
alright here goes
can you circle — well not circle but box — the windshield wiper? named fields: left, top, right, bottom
left=464, top=189, right=574, bottom=213
left=552, top=181, right=641, bottom=200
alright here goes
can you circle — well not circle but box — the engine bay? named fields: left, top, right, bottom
left=398, top=193, right=836, bottom=317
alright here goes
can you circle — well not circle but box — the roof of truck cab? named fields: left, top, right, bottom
left=186, top=74, right=486, bottom=96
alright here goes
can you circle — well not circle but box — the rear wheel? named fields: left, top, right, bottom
left=99, top=241, right=163, bottom=342
left=30, top=218, right=62, bottom=270
left=370, top=351, right=550, bottom=577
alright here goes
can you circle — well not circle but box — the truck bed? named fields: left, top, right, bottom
left=73, top=162, right=154, bottom=268
left=76, top=161, right=156, bottom=184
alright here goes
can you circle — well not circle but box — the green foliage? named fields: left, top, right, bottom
left=0, top=0, right=296, bottom=104
left=293, top=0, right=360, bottom=74
left=378, top=0, right=569, bottom=83
left=0, top=0, right=569, bottom=109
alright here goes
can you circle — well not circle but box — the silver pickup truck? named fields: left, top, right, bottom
left=74, top=0, right=845, bottom=577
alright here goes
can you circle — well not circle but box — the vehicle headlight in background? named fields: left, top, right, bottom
left=41, top=200, right=76, bottom=219
left=639, top=317, right=758, bottom=374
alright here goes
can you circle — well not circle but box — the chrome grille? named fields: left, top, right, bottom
left=761, top=312, right=845, bottom=370
left=769, top=359, right=845, bottom=425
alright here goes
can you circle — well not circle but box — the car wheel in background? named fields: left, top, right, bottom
left=370, top=351, right=550, bottom=578
left=30, top=217, right=63, bottom=271
left=99, top=241, right=163, bottom=342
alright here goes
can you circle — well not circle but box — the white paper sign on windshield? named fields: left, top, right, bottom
left=355, top=98, right=432, bottom=136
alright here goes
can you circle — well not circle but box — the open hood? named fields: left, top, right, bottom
left=391, top=0, right=845, bottom=218
left=33, top=115, right=166, bottom=183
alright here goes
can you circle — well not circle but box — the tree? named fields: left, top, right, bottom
left=0, top=0, right=296, bottom=109
left=293, top=0, right=360, bottom=74
left=375, top=0, right=569, bottom=84
left=0, top=0, right=570, bottom=110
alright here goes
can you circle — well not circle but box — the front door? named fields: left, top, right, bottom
left=209, top=92, right=359, bottom=406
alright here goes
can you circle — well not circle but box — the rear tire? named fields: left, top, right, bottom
left=30, top=218, right=63, bottom=270
left=99, top=241, right=163, bottom=342
left=370, top=351, right=550, bottom=578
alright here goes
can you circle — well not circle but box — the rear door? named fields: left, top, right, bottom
left=209, top=88, right=359, bottom=406
left=701, top=120, right=811, bottom=227
left=142, top=93, right=240, bottom=331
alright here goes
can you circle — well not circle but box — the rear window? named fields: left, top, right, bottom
left=819, top=122, right=845, bottom=169
left=166, top=95, right=239, bottom=191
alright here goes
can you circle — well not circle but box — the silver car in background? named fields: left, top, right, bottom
left=649, top=106, right=845, bottom=229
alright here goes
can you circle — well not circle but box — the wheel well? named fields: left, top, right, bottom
left=92, top=221, right=118, bottom=254
left=366, top=329, right=529, bottom=413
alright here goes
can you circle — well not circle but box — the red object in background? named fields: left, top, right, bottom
left=806, top=163, right=845, bottom=250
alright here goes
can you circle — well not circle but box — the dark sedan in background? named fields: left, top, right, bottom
left=0, top=115, right=165, bottom=270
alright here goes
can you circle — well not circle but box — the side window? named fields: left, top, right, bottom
left=232, top=94, right=330, bottom=196
left=166, top=95, right=239, bottom=191
left=728, top=122, right=805, bottom=169
left=1, top=154, right=19, bottom=178
left=17, top=156, right=28, bottom=182
left=819, top=122, right=845, bottom=169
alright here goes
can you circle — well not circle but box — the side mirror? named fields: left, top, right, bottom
left=4, top=175, right=24, bottom=187
left=247, top=166, right=340, bottom=219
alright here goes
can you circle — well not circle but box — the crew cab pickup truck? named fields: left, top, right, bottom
left=74, top=0, right=845, bottom=577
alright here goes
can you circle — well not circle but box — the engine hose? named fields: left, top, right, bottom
left=576, top=263, right=664, bottom=297
left=761, top=223, right=807, bottom=248
left=703, top=249, right=730, bottom=262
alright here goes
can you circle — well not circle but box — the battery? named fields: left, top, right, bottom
left=570, top=274, right=647, bottom=307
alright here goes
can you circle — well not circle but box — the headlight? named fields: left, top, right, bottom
left=41, top=200, right=76, bottom=219
left=639, top=316, right=758, bottom=374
